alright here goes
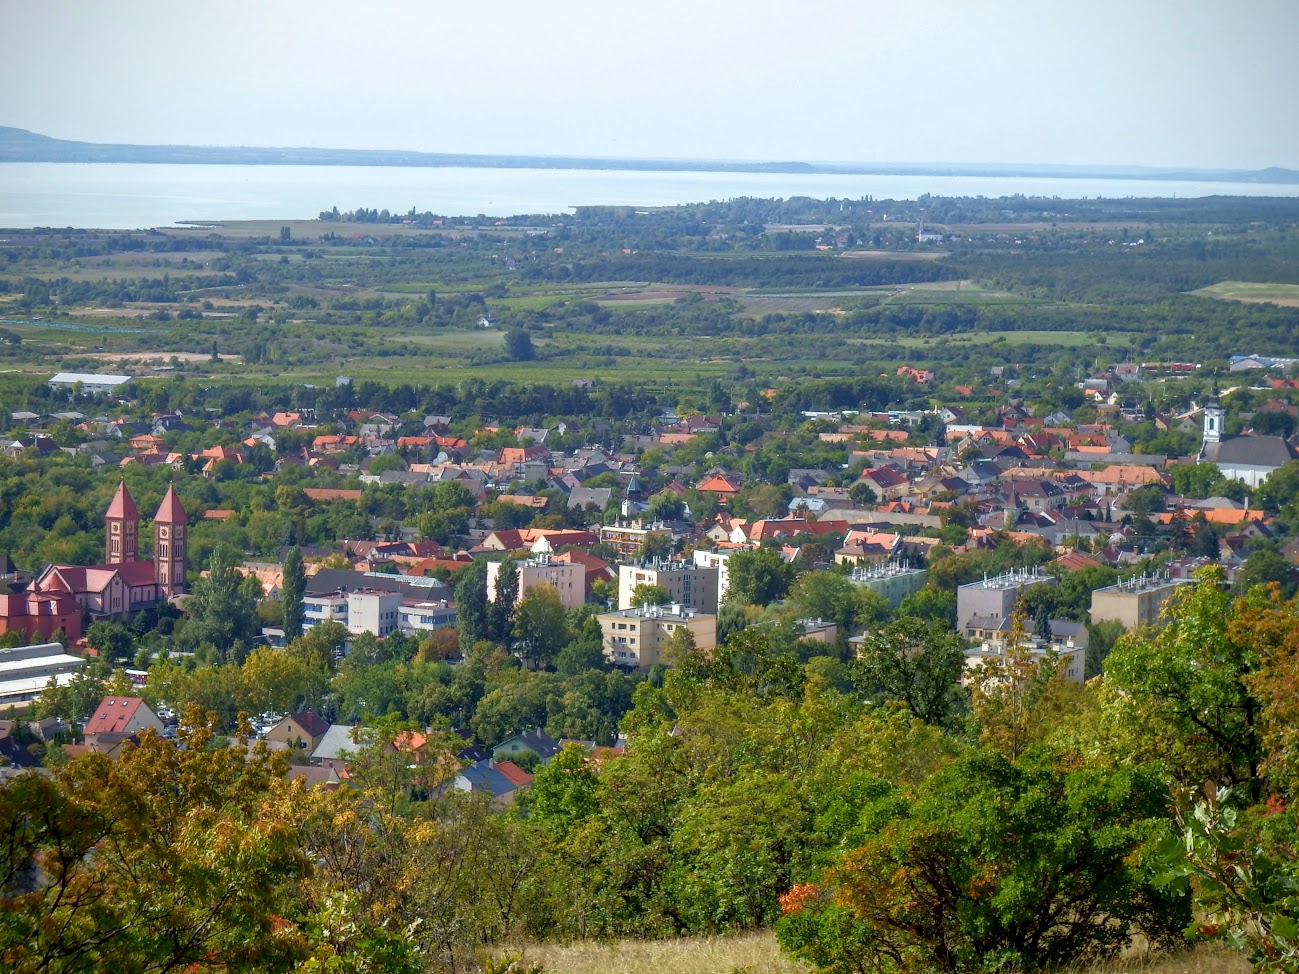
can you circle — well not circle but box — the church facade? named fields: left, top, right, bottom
left=31, top=481, right=189, bottom=624
left=1199, top=396, right=1299, bottom=488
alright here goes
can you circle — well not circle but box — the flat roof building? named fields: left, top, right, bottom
left=597, top=603, right=716, bottom=670
left=48, top=372, right=133, bottom=394
left=846, top=560, right=928, bottom=608
left=956, top=567, right=1056, bottom=637
left=0, top=642, right=88, bottom=713
left=618, top=559, right=719, bottom=613
left=1090, top=573, right=1190, bottom=631
left=488, top=554, right=585, bottom=610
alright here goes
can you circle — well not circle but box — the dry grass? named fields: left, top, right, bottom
left=517, top=930, right=807, bottom=974
left=1080, top=944, right=1249, bottom=974
left=513, top=931, right=1251, bottom=974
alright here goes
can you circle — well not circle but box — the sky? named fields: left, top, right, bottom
left=4, top=0, right=1297, bottom=170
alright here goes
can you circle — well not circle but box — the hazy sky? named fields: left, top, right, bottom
left=5, top=0, right=1297, bottom=169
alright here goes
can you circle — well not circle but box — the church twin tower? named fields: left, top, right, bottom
left=105, top=481, right=188, bottom=598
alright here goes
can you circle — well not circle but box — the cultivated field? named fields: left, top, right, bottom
left=1190, top=280, right=1299, bottom=307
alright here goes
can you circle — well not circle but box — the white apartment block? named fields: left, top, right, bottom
left=399, top=599, right=457, bottom=634
left=692, top=548, right=734, bottom=604
left=302, top=591, right=348, bottom=630
left=347, top=589, right=403, bottom=638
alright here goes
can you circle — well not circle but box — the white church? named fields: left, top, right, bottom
left=1199, top=395, right=1298, bottom=488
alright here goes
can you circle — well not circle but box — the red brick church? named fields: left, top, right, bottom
left=14, top=482, right=190, bottom=641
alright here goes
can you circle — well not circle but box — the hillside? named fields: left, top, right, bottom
left=2, top=125, right=1296, bottom=182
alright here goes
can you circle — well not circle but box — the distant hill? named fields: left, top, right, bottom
left=2, top=126, right=1297, bottom=184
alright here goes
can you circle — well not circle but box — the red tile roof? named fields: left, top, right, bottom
left=105, top=481, right=138, bottom=521
left=493, top=760, right=534, bottom=787
left=85, top=696, right=151, bottom=736
left=153, top=484, right=187, bottom=525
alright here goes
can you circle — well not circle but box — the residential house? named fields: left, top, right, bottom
left=84, top=696, right=164, bottom=739
left=491, top=728, right=562, bottom=766
left=264, top=711, right=331, bottom=753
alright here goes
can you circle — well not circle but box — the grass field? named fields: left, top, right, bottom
left=861, top=329, right=1137, bottom=348
left=518, top=932, right=1249, bottom=974
left=162, top=219, right=545, bottom=240
left=1190, top=280, right=1299, bottom=307
left=882, top=283, right=1029, bottom=305
left=840, top=249, right=947, bottom=260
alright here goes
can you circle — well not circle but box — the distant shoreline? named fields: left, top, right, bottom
left=2, top=125, right=1297, bottom=185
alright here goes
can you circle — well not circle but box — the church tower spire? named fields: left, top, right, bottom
left=105, top=480, right=138, bottom=565
left=1203, top=394, right=1224, bottom=446
left=153, top=484, right=188, bottom=597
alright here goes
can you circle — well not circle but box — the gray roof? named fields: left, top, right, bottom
left=1065, top=451, right=1167, bottom=467
left=1203, top=435, right=1297, bottom=468
left=457, top=760, right=517, bottom=797
left=491, top=727, right=561, bottom=760
left=1048, top=619, right=1086, bottom=640
left=568, top=486, right=613, bottom=510
left=306, top=568, right=449, bottom=599
left=311, top=724, right=362, bottom=761
left=48, top=372, right=132, bottom=386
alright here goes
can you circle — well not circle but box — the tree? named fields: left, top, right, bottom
left=851, top=618, right=967, bottom=728
left=241, top=644, right=327, bottom=717
left=513, top=583, right=570, bottom=670
left=1104, top=566, right=1266, bottom=800
left=790, top=570, right=888, bottom=635
left=629, top=583, right=671, bottom=607
left=180, top=543, right=259, bottom=660
left=1235, top=545, right=1296, bottom=599
left=455, top=558, right=491, bottom=654
left=490, top=557, right=519, bottom=647
left=84, top=621, right=134, bottom=664
left=526, top=741, right=600, bottom=836
left=895, top=584, right=957, bottom=627
left=282, top=544, right=306, bottom=641
left=670, top=770, right=811, bottom=930
left=968, top=596, right=1058, bottom=761
left=725, top=547, right=794, bottom=607
left=504, top=328, right=536, bottom=362
left=1161, top=783, right=1299, bottom=974
left=1170, top=461, right=1223, bottom=499
left=0, top=705, right=307, bottom=973
left=848, top=482, right=877, bottom=507
left=779, top=750, right=1189, bottom=974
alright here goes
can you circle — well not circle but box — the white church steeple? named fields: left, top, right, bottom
left=1203, top=395, right=1224, bottom=445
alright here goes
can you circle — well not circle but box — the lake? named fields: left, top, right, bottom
left=3, top=162, right=1299, bottom=229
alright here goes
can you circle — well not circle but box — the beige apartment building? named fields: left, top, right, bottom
left=599, top=521, right=672, bottom=559
left=487, top=554, right=585, bottom=610
left=598, top=603, right=717, bottom=670
left=1089, top=574, right=1189, bottom=630
left=617, top=559, right=719, bottom=613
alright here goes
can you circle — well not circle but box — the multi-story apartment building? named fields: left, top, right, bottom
left=347, top=589, right=402, bottom=638
left=597, top=603, right=717, bottom=670
left=956, top=567, right=1057, bottom=637
left=487, top=554, right=585, bottom=610
left=618, top=559, right=719, bottom=613
left=1090, top=573, right=1189, bottom=630
left=599, top=521, right=672, bottom=559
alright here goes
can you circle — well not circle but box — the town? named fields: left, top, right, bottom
left=5, top=195, right=1299, bottom=973
left=2, top=353, right=1294, bottom=770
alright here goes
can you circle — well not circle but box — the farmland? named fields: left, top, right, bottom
left=1, top=195, right=1298, bottom=394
